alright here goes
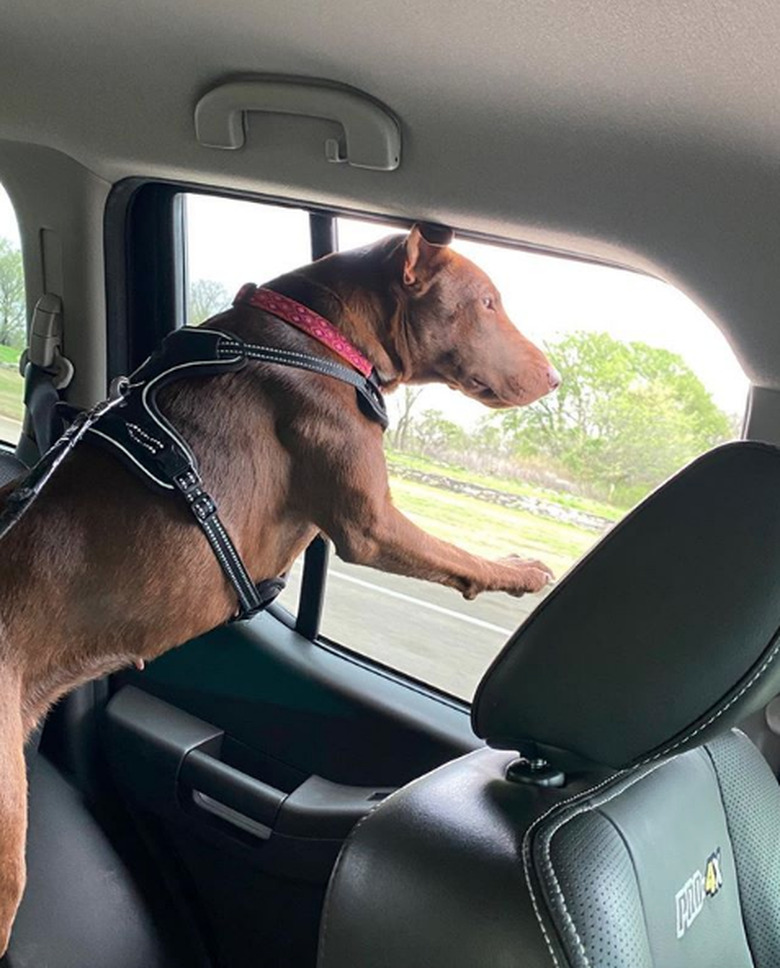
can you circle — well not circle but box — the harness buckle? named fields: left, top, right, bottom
left=191, top=493, right=217, bottom=521
left=174, top=469, right=201, bottom=495
left=173, top=469, right=217, bottom=521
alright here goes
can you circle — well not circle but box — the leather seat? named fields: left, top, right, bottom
left=318, top=441, right=780, bottom=967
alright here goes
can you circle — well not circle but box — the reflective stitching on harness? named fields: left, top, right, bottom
left=224, top=343, right=361, bottom=381
left=127, top=422, right=164, bottom=453
left=200, top=518, right=232, bottom=576
left=85, top=428, right=174, bottom=490
left=221, top=341, right=359, bottom=373
left=201, top=517, right=256, bottom=609
left=210, top=516, right=258, bottom=602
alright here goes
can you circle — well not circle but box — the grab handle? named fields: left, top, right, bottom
left=194, top=77, right=401, bottom=171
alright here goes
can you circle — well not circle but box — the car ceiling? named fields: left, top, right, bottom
left=2, top=0, right=780, bottom=393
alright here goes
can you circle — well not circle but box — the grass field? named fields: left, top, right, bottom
left=0, top=346, right=23, bottom=424
left=389, top=476, right=601, bottom=578
left=386, top=449, right=623, bottom=520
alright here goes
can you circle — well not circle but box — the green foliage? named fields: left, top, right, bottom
left=412, top=409, right=467, bottom=453
left=499, top=330, right=733, bottom=504
left=188, top=278, right=229, bottom=325
left=0, top=238, right=25, bottom=348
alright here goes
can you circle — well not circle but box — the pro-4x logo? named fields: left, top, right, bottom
left=675, top=848, right=723, bottom=939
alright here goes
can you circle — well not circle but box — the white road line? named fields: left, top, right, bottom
left=329, top=569, right=515, bottom=636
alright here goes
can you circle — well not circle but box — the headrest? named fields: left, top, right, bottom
left=473, top=442, right=780, bottom=769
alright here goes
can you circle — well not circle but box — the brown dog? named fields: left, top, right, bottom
left=0, top=225, right=558, bottom=951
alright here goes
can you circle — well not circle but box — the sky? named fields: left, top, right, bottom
left=0, top=185, right=749, bottom=427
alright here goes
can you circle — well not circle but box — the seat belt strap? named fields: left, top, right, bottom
left=24, top=364, right=63, bottom=455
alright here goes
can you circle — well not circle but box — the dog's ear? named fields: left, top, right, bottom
left=403, top=223, right=453, bottom=288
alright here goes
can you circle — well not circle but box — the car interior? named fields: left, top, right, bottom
left=3, top=2, right=780, bottom=966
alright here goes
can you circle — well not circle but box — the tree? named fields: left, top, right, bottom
left=188, top=278, right=229, bottom=325
left=0, top=238, right=25, bottom=348
left=412, top=409, right=467, bottom=455
left=391, top=386, right=424, bottom=450
left=500, top=330, right=733, bottom=502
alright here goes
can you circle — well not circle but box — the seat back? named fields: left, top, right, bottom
left=318, top=443, right=780, bottom=967
left=319, top=734, right=780, bottom=967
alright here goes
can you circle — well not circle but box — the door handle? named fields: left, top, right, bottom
left=105, top=686, right=395, bottom=842
left=180, top=748, right=286, bottom=837
left=194, top=76, right=401, bottom=171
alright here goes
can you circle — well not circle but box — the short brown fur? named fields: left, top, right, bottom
left=0, top=226, right=558, bottom=951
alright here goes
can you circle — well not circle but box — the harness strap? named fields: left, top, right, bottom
left=172, top=466, right=276, bottom=619
left=217, top=340, right=388, bottom=428
left=0, top=314, right=389, bottom=623
left=0, top=387, right=127, bottom=542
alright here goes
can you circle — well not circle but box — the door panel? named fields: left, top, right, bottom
left=101, top=611, right=480, bottom=968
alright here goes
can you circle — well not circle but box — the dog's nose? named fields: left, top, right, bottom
left=547, top=366, right=562, bottom=391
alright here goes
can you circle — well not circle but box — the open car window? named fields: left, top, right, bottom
left=319, top=217, right=749, bottom=699
left=182, top=196, right=749, bottom=701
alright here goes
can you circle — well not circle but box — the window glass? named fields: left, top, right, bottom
left=0, top=184, right=25, bottom=444
left=183, top=194, right=312, bottom=615
left=320, top=216, right=749, bottom=700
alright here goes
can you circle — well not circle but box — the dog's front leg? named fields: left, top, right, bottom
left=325, top=502, right=553, bottom=600
left=0, top=674, right=27, bottom=956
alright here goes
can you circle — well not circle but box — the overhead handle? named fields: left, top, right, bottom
left=194, top=77, right=401, bottom=171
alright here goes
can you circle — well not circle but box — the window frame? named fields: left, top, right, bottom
left=108, top=178, right=746, bottom=706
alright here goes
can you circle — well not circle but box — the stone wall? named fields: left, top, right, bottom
left=387, top=462, right=614, bottom=533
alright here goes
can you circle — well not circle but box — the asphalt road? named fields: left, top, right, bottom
left=278, top=556, right=552, bottom=700
left=0, top=416, right=20, bottom=447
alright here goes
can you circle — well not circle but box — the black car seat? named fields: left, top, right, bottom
left=0, top=449, right=185, bottom=968
left=318, top=441, right=780, bottom=968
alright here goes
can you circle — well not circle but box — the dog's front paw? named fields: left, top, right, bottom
left=497, top=554, right=555, bottom=595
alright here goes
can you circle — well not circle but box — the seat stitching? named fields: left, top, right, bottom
left=523, top=760, right=670, bottom=967
left=641, top=633, right=780, bottom=765
left=524, top=633, right=780, bottom=965
left=522, top=770, right=630, bottom=968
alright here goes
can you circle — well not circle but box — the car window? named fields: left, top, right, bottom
left=183, top=193, right=312, bottom=615
left=0, top=184, right=24, bottom=445
left=181, top=195, right=749, bottom=701
left=318, top=217, right=749, bottom=699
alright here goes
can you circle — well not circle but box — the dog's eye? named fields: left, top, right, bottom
left=482, top=296, right=496, bottom=311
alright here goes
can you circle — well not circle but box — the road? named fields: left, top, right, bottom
left=277, top=556, right=552, bottom=700
left=0, top=416, right=20, bottom=446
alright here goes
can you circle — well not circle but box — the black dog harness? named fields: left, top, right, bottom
left=0, top=294, right=388, bottom=622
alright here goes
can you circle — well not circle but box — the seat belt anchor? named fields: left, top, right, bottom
left=18, top=293, right=74, bottom=390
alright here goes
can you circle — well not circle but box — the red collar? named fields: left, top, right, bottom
left=233, top=284, right=374, bottom=378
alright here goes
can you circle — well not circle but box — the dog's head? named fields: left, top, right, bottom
left=395, top=225, right=560, bottom=408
